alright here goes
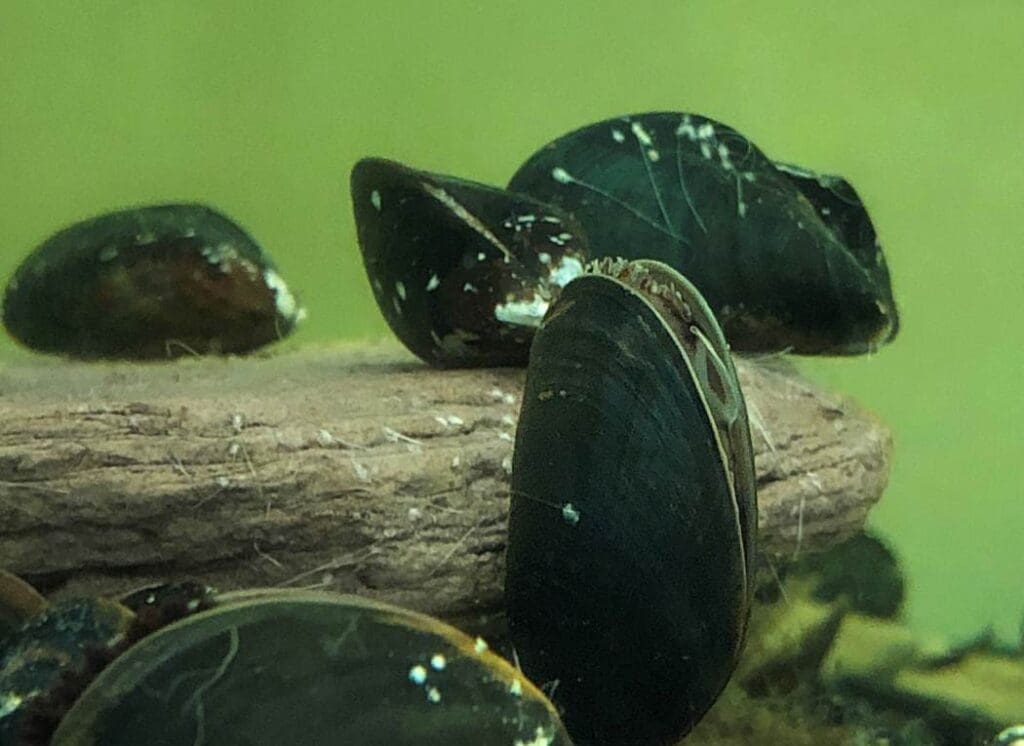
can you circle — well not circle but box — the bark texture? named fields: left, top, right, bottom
left=0, top=343, right=890, bottom=622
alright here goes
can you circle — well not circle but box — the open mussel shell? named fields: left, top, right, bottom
left=351, top=158, right=588, bottom=367
left=508, top=112, right=898, bottom=355
left=51, top=590, right=570, bottom=746
left=1, top=204, right=304, bottom=359
left=505, top=259, right=757, bottom=745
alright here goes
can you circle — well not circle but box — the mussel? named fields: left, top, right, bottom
left=1, top=203, right=305, bottom=359
left=0, top=576, right=570, bottom=746
left=351, top=158, right=588, bottom=367
left=507, top=111, right=898, bottom=354
left=505, top=259, right=757, bottom=745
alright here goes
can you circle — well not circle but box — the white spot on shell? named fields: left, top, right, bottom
left=430, top=653, right=447, bottom=671
left=551, top=167, right=573, bottom=184
left=515, top=727, right=557, bottom=746
left=474, top=637, right=489, bottom=654
left=395, top=281, right=407, bottom=301
left=538, top=252, right=552, bottom=264
left=408, top=664, right=428, bottom=684
left=426, top=686, right=442, bottom=703
left=509, top=679, right=523, bottom=697
left=263, top=269, right=303, bottom=322
left=426, top=274, right=440, bottom=291
left=612, top=128, right=625, bottom=143
left=562, top=502, right=581, bottom=525
left=630, top=120, right=653, bottom=146
left=371, top=189, right=382, bottom=210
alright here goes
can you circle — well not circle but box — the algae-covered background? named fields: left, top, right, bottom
left=1, top=2, right=1021, bottom=646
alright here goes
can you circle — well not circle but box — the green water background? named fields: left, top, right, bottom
left=1, top=2, right=1021, bottom=646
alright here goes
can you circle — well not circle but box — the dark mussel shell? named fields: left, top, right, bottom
left=508, top=112, right=898, bottom=354
left=0, top=570, right=46, bottom=645
left=0, top=596, right=135, bottom=744
left=1, top=204, right=304, bottom=359
left=505, top=259, right=756, bottom=745
left=51, top=590, right=570, bottom=746
left=351, top=158, right=588, bottom=367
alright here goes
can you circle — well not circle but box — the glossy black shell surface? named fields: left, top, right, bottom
left=508, top=112, right=898, bottom=354
left=52, top=590, right=570, bottom=746
left=505, top=263, right=756, bottom=745
left=351, top=158, right=588, bottom=367
left=0, top=598, right=134, bottom=745
left=1, top=204, right=303, bottom=359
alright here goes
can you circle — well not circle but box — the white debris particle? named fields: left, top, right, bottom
left=509, top=678, right=523, bottom=697
left=498, top=432, right=514, bottom=443
left=383, top=427, right=422, bottom=446
left=515, top=726, right=556, bottom=746
left=501, top=414, right=515, bottom=427
left=551, top=167, right=573, bottom=184
left=351, top=460, right=370, bottom=482
left=408, top=664, right=428, bottom=685
left=548, top=256, right=584, bottom=288
left=408, top=507, right=423, bottom=522
left=426, top=686, right=442, bottom=704
left=502, top=456, right=513, bottom=474
left=316, top=429, right=334, bottom=447
left=537, top=252, right=552, bottom=264
left=395, top=281, right=407, bottom=301
left=216, top=476, right=230, bottom=489
left=231, top=413, right=245, bottom=433
left=263, top=268, right=303, bottom=322
left=490, top=387, right=516, bottom=405
left=430, top=653, right=447, bottom=671
left=495, top=295, right=549, bottom=327
left=516, top=214, right=536, bottom=223
left=463, top=282, right=479, bottom=294
left=540, top=215, right=561, bottom=224
left=611, top=128, right=625, bottom=143
left=451, top=455, right=461, bottom=470
left=426, top=274, right=440, bottom=291
left=647, top=148, right=660, bottom=162
left=474, top=637, right=489, bottom=654
left=630, top=120, right=653, bottom=146
left=477, top=252, right=487, bottom=261
left=370, top=189, right=382, bottom=210
left=562, top=502, right=581, bottom=525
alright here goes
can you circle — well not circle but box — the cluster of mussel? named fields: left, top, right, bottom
left=350, top=110, right=897, bottom=744
left=0, top=111, right=898, bottom=745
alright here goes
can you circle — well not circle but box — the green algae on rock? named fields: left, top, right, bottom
left=1, top=204, right=304, bottom=359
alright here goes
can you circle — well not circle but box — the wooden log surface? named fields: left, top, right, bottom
left=0, top=343, right=891, bottom=623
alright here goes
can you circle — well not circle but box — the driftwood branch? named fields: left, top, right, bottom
left=0, top=343, right=890, bottom=623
